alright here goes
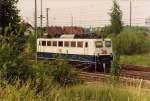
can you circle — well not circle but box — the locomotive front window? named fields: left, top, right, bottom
left=47, top=41, right=51, bottom=46
left=71, top=41, right=76, bottom=47
left=53, top=41, right=57, bottom=47
left=95, top=41, right=103, bottom=48
left=42, top=41, right=46, bottom=46
left=64, top=41, right=69, bottom=47
left=77, top=42, right=83, bottom=48
left=105, top=41, right=111, bottom=47
left=58, top=41, right=63, bottom=47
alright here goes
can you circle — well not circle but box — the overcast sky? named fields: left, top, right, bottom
left=18, top=0, right=150, bottom=27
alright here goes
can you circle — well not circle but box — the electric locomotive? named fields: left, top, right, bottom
left=37, top=35, right=113, bottom=72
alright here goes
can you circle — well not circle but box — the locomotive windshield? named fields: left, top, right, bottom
left=105, top=41, right=111, bottom=47
left=95, top=41, right=103, bottom=48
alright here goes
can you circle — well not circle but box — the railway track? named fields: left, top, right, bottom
left=121, top=70, right=150, bottom=80
left=80, top=72, right=109, bottom=82
left=122, top=64, right=150, bottom=80
left=79, top=64, right=150, bottom=88
left=122, top=64, right=150, bottom=72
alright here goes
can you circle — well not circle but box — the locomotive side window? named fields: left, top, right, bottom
left=71, top=41, right=76, bottom=47
left=58, top=41, right=63, bottom=47
left=42, top=41, right=46, bottom=46
left=105, top=41, right=111, bottom=47
left=53, top=41, right=57, bottom=47
left=47, top=41, right=51, bottom=46
left=95, top=41, right=103, bottom=48
left=77, top=41, right=83, bottom=48
left=85, top=42, right=88, bottom=48
left=64, top=41, right=69, bottom=47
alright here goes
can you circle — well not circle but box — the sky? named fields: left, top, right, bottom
left=18, top=0, right=150, bottom=27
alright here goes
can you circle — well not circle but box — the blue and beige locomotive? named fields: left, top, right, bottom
left=37, top=35, right=113, bottom=72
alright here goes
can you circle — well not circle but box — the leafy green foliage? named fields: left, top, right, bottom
left=0, top=26, right=34, bottom=82
left=111, top=54, right=121, bottom=81
left=24, top=33, right=36, bottom=57
left=51, top=60, right=80, bottom=86
left=115, top=30, right=150, bottom=55
left=110, top=0, right=123, bottom=78
left=121, top=54, right=150, bottom=66
left=0, top=0, right=20, bottom=34
left=100, top=25, right=113, bottom=37
left=123, top=26, right=149, bottom=34
left=110, top=0, right=123, bottom=36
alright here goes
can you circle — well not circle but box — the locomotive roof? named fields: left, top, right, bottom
left=37, top=38, right=111, bottom=41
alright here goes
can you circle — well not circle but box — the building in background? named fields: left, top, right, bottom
left=47, top=26, right=85, bottom=36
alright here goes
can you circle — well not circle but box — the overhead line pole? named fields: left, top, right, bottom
left=40, top=0, right=43, bottom=36
left=34, top=0, right=37, bottom=35
left=34, top=0, right=37, bottom=63
left=71, top=14, right=73, bottom=34
left=130, top=0, right=132, bottom=28
left=46, top=8, right=50, bottom=34
left=71, top=15, right=73, bottom=26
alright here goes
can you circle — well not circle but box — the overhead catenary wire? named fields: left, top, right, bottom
left=25, top=0, right=150, bottom=27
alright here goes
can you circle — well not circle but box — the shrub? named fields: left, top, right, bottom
left=115, top=30, right=150, bottom=55
left=50, top=60, right=80, bottom=86
left=0, top=26, right=35, bottom=83
left=0, top=48, right=35, bottom=82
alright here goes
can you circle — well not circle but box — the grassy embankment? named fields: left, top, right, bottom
left=121, top=54, right=150, bottom=66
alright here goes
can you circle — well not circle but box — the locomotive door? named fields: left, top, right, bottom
left=84, top=42, right=88, bottom=55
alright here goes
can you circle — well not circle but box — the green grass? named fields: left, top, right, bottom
left=0, top=80, right=150, bottom=101
left=121, top=54, right=150, bottom=66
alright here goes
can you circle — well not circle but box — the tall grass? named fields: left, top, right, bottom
left=0, top=79, right=150, bottom=101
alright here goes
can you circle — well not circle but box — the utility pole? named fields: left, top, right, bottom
left=34, top=0, right=37, bottom=36
left=34, top=0, right=37, bottom=63
left=40, top=0, right=43, bottom=36
left=71, top=15, right=73, bottom=26
left=130, top=0, right=132, bottom=27
left=71, top=14, right=73, bottom=34
left=46, top=8, right=50, bottom=34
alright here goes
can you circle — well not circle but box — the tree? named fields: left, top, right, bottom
left=110, top=0, right=123, bottom=80
left=110, top=0, right=123, bottom=36
left=0, top=0, right=20, bottom=34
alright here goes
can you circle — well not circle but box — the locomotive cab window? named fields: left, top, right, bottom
left=47, top=41, right=51, bottom=46
left=77, top=41, right=83, bottom=48
left=64, top=41, right=69, bottom=47
left=42, top=41, right=46, bottom=46
left=95, top=41, right=103, bottom=48
left=105, top=41, right=111, bottom=47
left=58, top=41, right=63, bottom=47
left=53, top=41, right=57, bottom=47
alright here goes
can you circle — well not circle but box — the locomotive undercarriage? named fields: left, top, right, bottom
left=69, top=60, right=112, bottom=73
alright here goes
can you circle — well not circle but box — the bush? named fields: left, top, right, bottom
left=115, top=30, right=150, bottom=55
left=0, top=27, right=35, bottom=82
left=51, top=60, right=80, bottom=86
left=0, top=45, right=35, bottom=82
